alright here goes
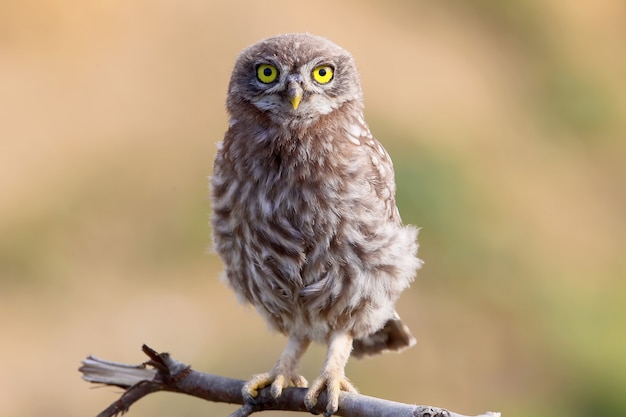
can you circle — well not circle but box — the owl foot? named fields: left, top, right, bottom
left=304, top=372, right=357, bottom=417
left=242, top=371, right=308, bottom=402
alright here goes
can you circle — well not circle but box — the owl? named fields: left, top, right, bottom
left=211, top=33, right=422, bottom=417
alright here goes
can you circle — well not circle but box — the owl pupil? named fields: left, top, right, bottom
left=263, top=68, right=273, bottom=76
left=318, top=68, right=327, bottom=76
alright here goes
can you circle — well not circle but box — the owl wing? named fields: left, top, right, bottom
left=346, top=118, right=401, bottom=224
left=344, top=120, right=418, bottom=357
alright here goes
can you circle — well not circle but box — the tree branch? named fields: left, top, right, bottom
left=79, top=344, right=501, bottom=417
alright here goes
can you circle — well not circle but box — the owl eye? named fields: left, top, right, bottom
left=257, top=64, right=279, bottom=83
left=312, top=65, right=334, bottom=84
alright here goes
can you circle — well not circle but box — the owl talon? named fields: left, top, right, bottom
left=304, top=373, right=357, bottom=417
left=242, top=371, right=308, bottom=402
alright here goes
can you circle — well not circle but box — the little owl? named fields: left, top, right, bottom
left=211, top=33, right=422, bottom=416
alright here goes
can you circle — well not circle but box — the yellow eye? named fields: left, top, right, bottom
left=257, top=64, right=278, bottom=83
left=312, top=65, right=334, bottom=84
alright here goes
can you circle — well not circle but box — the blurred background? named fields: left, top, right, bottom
left=1, top=1, right=625, bottom=416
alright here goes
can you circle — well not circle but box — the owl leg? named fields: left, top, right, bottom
left=304, top=331, right=357, bottom=417
left=242, top=334, right=310, bottom=401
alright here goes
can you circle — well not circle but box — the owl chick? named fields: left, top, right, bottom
left=211, top=33, right=422, bottom=417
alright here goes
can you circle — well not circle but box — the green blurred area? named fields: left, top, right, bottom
left=1, top=1, right=625, bottom=416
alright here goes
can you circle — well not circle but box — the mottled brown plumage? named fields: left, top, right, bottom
left=211, top=33, right=422, bottom=416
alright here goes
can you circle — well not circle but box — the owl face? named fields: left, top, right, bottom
left=227, top=33, right=363, bottom=124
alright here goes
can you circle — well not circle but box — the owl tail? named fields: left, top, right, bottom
left=351, top=312, right=416, bottom=359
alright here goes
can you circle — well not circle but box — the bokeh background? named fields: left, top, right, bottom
left=1, top=1, right=625, bottom=416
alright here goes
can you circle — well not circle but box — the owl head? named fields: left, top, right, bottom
left=226, top=33, right=364, bottom=125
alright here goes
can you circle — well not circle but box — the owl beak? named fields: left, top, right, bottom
left=287, top=82, right=303, bottom=110
left=289, top=93, right=302, bottom=110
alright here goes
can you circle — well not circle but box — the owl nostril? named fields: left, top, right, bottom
left=287, top=81, right=303, bottom=95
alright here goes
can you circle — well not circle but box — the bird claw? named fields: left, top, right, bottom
left=242, top=371, right=308, bottom=402
left=304, top=373, right=357, bottom=417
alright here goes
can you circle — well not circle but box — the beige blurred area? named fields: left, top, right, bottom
left=1, top=1, right=625, bottom=416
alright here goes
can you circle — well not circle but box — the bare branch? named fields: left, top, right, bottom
left=79, top=345, right=501, bottom=417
